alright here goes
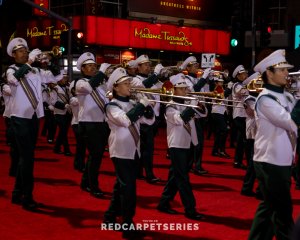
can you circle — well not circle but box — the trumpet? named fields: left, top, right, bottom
left=36, top=46, right=62, bottom=61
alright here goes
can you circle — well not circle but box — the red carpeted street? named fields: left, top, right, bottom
left=0, top=117, right=300, bottom=240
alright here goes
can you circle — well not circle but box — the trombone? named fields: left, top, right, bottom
left=130, top=88, right=244, bottom=108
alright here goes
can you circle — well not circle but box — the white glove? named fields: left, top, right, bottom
left=28, top=49, right=42, bottom=62
left=154, top=64, right=164, bottom=75
left=69, top=97, right=79, bottom=106
left=202, top=68, right=212, bottom=79
left=99, top=63, right=111, bottom=74
left=139, top=96, right=150, bottom=107
left=2, top=85, right=12, bottom=96
left=48, top=105, right=54, bottom=111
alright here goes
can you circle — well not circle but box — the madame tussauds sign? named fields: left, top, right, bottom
left=134, top=27, right=192, bottom=46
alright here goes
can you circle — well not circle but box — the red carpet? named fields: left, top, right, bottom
left=0, top=117, right=300, bottom=240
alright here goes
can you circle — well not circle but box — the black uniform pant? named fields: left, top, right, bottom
left=159, top=147, right=196, bottom=214
left=72, top=124, right=86, bottom=170
left=5, top=117, right=19, bottom=176
left=42, top=109, right=56, bottom=141
left=54, top=114, right=70, bottom=153
left=104, top=154, right=138, bottom=223
left=11, top=114, right=39, bottom=201
left=241, top=139, right=256, bottom=193
left=234, top=117, right=246, bottom=165
left=79, top=122, right=110, bottom=192
left=249, top=162, right=294, bottom=240
left=139, top=123, right=155, bottom=179
left=189, top=118, right=205, bottom=171
left=211, top=113, right=228, bottom=153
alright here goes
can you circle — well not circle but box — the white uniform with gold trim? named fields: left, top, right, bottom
left=6, top=64, right=60, bottom=119
left=76, top=78, right=108, bottom=122
left=254, top=88, right=297, bottom=166
left=165, top=103, right=198, bottom=148
left=106, top=98, right=155, bottom=159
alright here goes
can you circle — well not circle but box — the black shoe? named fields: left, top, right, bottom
left=64, top=151, right=72, bottom=156
left=80, top=184, right=91, bottom=192
left=219, top=152, right=231, bottom=158
left=157, top=205, right=178, bottom=214
left=90, top=189, right=104, bottom=198
left=233, top=162, right=247, bottom=170
left=241, top=190, right=256, bottom=197
left=136, top=175, right=146, bottom=180
left=193, top=168, right=208, bottom=175
left=53, top=149, right=63, bottom=154
left=11, top=195, right=22, bottom=205
left=212, top=152, right=220, bottom=157
left=185, top=211, right=205, bottom=220
left=146, top=177, right=161, bottom=184
left=22, top=199, right=38, bottom=211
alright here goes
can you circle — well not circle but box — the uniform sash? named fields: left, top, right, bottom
left=90, top=90, right=106, bottom=113
left=20, top=77, right=38, bottom=110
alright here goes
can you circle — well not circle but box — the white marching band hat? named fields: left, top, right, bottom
left=242, top=72, right=260, bottom=86
left=127, top=60, right=138, bottom=68
left=76, top=52, right=96, bottom=70
left=254, top=49, right=294, bottom=74
left=179, top=56, right=198, bottom=70
left=232, top=65, right=247, bottom=78
left=7, top=37, right=29, bottom=57
left=170, top=73, right=188, bottom=88
left=135, top=55, right=150, bottom=65
left=107, top=67, right=132, bottom=91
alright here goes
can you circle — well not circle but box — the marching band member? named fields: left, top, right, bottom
left=211, top=77, right=230, bottom=158
left=131, top=55, right=163, bottom=183
left=180, top=56, right=210, bottom=175
left=240, top=72, right=261, bottom=197
left=75, top=52, right=110, bottom=198
left=125, top=59, right=137, bottom=77
left=6, top=37, right=61, bottom=211
left=231, top=65, right=249, bottom=169
left=69, top=78, right=86, bottom=172
left=51, top=73, right=72, bottom=156
left=1, top=77, right=19, bottom=177
left=248, top=50, right=300, bottom=240
left=103, top=67, right=154, bottom=239
left=157, top=73, right=205, bottom=220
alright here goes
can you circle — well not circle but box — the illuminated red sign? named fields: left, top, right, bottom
left=77, top=16, right=230, bottom=55
left=33, top=0, right=49, bottom=16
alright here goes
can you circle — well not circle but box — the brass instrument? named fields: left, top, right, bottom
left=36, top=46, right=62, bottom=61
left=211, top=69, right=229, bottom=79
left=247, top=78, right=264, bottom=92
left=131, top=81, right=244, bottom=108
left=285, top=72, right=300, bottom=93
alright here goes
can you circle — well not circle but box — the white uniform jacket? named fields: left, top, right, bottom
left=51, top=85, right=69, bottom=115
left=76, top=78, right=108, bottom=122
left=69, top=80, right=79, bottom=125
left=254, top=88, right=298, bottom=166
left=6, top=64, right=59, bottom=119
left=232, top=82, right=248, bottom=119
left=106, top=98, right=155, bottom=159
left=131, top=74, right=161, bottom=117
left=244, top=95, right=256, bottom=140
left=165, top=102, right=198, bottom=149
left=2, top=84, right=12, bottom=118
